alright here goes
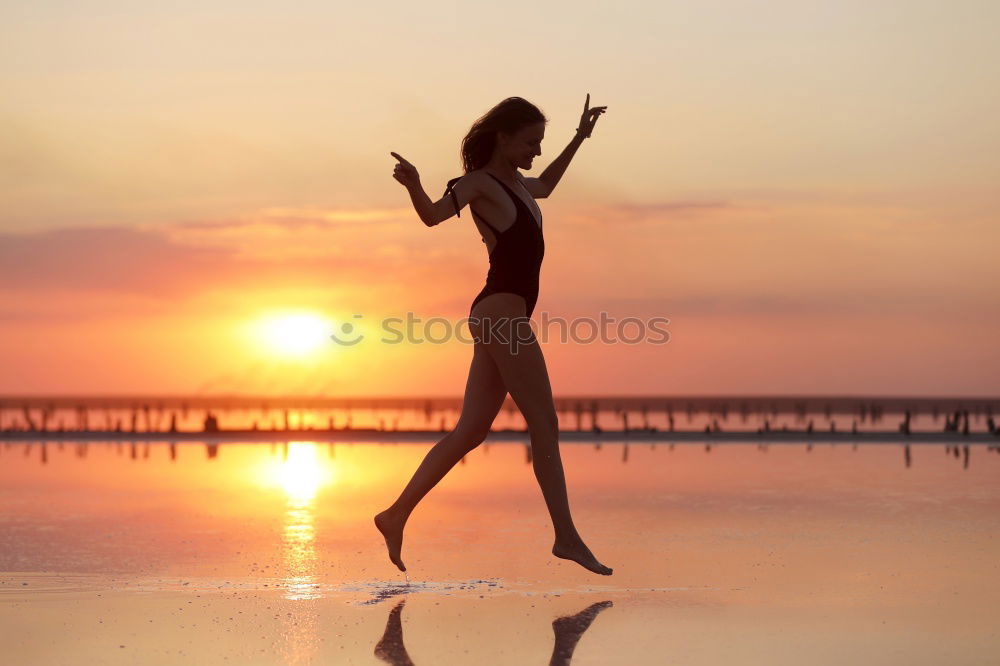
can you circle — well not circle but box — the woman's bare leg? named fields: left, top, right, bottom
left=473, top=294, right=612, bottom=575
left=375, top=341, right=507, bottom=572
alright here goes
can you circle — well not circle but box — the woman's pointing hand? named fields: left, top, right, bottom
left=391, top=151, right=420, bottom=189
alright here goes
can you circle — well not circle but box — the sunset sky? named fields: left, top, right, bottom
left=2, top=1, right=998, bottom=396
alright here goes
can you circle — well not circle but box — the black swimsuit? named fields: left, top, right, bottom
left=445, top=172, right=545, bottom=318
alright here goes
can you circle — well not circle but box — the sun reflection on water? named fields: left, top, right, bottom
left=283, top=500, right=319, bottom=601
left=273, top=443, right=328, bottom=665
left=279, top=441, right=333, bottom=503
left=275, top=442, right=331, bottom=601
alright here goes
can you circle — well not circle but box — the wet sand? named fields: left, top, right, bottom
left=2, top=441, right=999, bottom=664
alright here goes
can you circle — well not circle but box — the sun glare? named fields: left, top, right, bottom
left=281, top=444, right=321, bottom=502
left=277, top=442, right=332, bottom=503
left=256, top=312, right=332, bottom=358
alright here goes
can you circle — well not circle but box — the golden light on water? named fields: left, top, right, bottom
left=283, top=495, right=319, bottom=602
left=251, top=442, right=335, bottom=604
left=279, top=442, right=331, bottom=502
left=252, top=441, right=337, bottom=501
left=280, top=447, right=322, bottom=664
left=281, top=443, right=324, bottom=605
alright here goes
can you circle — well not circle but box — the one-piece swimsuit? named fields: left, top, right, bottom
left=444, top=172, right=545, bottom=318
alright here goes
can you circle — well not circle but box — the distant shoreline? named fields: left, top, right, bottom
left=3, top=428, right=998, bottom=444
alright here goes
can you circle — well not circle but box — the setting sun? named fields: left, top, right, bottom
left=254, top=312, right=333, bottom=358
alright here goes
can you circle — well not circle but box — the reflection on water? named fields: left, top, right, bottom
left=373, top=596, right=614, bottom=666
left=280, top=443, right=324, bottom=601
left=278, top=443, right=325, bottom=665
left=5, top=439, right=999, bottom=473
left=283, top=500, right=317, bottom=601
left=549, top=600, right=615, bottom=666
left=373, top=597, right=416, bottom=666
left=2, top=440, right=1000, bottom=664
left=6, top=395, right=998, bottom=437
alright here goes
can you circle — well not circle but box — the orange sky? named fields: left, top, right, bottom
left=2, top=2, right=998, bottom=395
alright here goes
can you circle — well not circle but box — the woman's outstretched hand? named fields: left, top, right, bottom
left=576, top=93, right=607, bottom=138
left=391, top=152, right=420, bottom=189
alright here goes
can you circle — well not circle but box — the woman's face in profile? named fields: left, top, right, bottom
left=503, top=122, right=544, bottom=169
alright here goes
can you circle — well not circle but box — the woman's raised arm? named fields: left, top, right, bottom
left=391, top=151, right=434, bottom=226
left=391, top=152, right=477, bottom=227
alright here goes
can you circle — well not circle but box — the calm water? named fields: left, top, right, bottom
left=1, top=440, right=999, bottom=665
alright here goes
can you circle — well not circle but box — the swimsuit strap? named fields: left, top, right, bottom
left=443, top=176, right=463, bottom=218
left=446, top=171, right=539, bottom=234
left=485, top=172, right=542, bottom=230
left=470, top=208, right=503, bottom=236
left=484, top=173, right=524, bottom=211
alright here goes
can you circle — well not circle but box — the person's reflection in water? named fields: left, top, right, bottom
left=373, top=597, right=613, bottom=666
left=374, top=597, right=415, bottom=666
left=548, top=600, right=614, bottom=666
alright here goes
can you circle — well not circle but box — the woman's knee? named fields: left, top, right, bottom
left=452, top=423, right=491, bottom=450
left=526, top=409, right=559, bottom=440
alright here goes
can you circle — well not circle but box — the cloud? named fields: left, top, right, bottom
left=172, top=206, right=409, bottom=232
left=0, top=221, right=478, bottom=309
left=609, top=200, right=735, bottom=217
left=0, top=226, right=234, bottom=296
left=558, top=199, right=742, bottom=228
left=4, top=192, right=995, bottom=325
left=549, top=293, right=890, bottom=317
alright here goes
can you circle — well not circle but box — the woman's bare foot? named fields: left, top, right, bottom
left=552, top=539, right=613, bottom=575
left=374, top=509, right=407, bottom=572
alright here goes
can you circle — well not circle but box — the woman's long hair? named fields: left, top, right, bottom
left=459, top=97, right=547, bottom=172
left=442, top=97, right=546, bottom=207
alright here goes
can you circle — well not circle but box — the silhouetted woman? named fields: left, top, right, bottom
left=377, top=95, right=611, bottom=576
